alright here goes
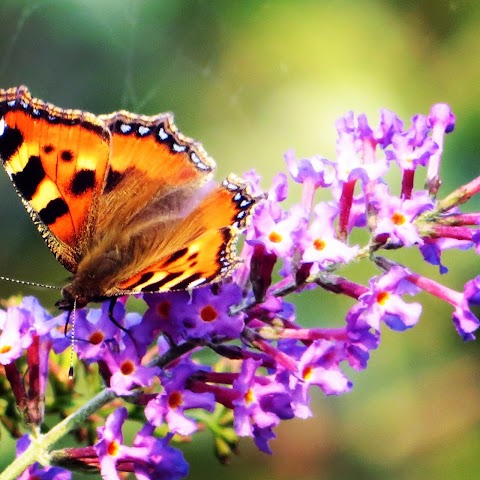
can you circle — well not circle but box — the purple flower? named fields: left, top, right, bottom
left=426, top=103, right=455, bottom=192
left=285, top=150, right=335, bottom=211
left=335, top=112, right=389, bottom=183
left=372, top=109, right=404, bottom=147
left=373, top=186, right=433, bottom=246
left=95, top=410, right=189, bottom=480
left=452, top=305, right=480, bottom=341
left=144, top=284, right=245, bottom=343
left=244, top=169, right=287, bottom=203
left=289, top=340, right=352, bottom=419
left=419, top=236, right=472, bottom=274
left=300, top=202, right=359, bottom=272
left=242, top=169, right=263, bottom=196
left=474, top=230, right=480, bottom=255
left=132, top=426, right=189, bottom=480
left=0, top=302, right=35, bottom=364
left=22, top=296, right=56, bottom=334
left=465, top=276, right=480, bottom=306
left=232, top=358, right=293, bottom=443
left=344, top=328, right=380, bottom=371
left=95, top=407, right=129, bottom=479
left=142, top=291, right=186, bottom=342
left=102, top=338, right=160, bottom=395
left=268, top=172, right=289, bottom=203
left=249, top=202, right=305, bottom=258
left=347, top=267, right=422, bottom=332
left=341, top=191, right=368, bottom=231
left=387, top=119, right=438, bottom=171
left=252, top=425, right=276, bottom=454
left=16, top=435, right=71, bottom=480
left=452, top=277, right=480, bottom=341
left=25, top=297, right=71, bottom=361
left=405, top=271, right=480, bottom=340
left=18, top=465, right=71, bottom=480
left=285, top=150, right=335, bottom=188
left=296, top=340, right=352, bottom=395
left=429, top=103, right=455, bottom=134
left=145, top=362, right=216, bottom=435
left=74, top=303, right=120, bottom=363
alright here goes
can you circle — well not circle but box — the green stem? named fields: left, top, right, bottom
left=436, top=175, right=480, bottom=212
left=0, top=388, right=116, bottom=480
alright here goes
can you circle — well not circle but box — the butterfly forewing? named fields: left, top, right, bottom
left=0, top=86, right=111, bottom=272
left=100, top=112, right=216, bottom=188
left=93, top=112, right=217, bottom=236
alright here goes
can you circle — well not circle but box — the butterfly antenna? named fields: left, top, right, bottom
left=0, top=276, right=61, bottom=290
left=68, top=298, right=77, bottom=379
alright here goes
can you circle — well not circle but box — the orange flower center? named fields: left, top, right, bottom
left=376, top=291, right=390, bottom=305
left=244, top=388, right=255, bottom=405
left=120, top=360, right=135, bottom=376
left=269, top=231, right=282, bottom=243
left=157, top=301, right=172, bottom=319
left=88, top=331, right=104, bottom=345
left=107, top=440, right=120, bottom=457
left=302, top=366, right=313, bottom=380
left=168, top=390, right=183, bottom=408
left=200, top=305, right=218, bottom=322
left=0, top=345, right=12, bottom=354
left=391, top=212, right=406, bottom=225
left=313, top=238, right=326, bottom=251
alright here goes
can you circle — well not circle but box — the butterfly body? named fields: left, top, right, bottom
left=0, top=86, right=256, bottom=310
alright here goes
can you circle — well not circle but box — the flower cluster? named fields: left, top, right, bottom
left=2, top=104, right=480, bottom=479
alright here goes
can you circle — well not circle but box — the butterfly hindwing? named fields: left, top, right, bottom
left=118, top=228, right=235, bottom=292
left=115, top=175, right=255, bottom=294
left=0, top=86, right=111, bottom=272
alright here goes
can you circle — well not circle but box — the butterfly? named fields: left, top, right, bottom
left=0, top=86, right=256, bottom=313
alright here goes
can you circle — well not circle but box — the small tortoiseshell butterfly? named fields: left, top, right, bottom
left=0, top=86, right=256, bottom=312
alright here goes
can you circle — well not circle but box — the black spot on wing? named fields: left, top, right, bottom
left=11, top=155, right=45, bottom=201
left=43, top=144, right=54, bottom=154
left=188, top=252, right=199, bottom=261
left=164, top=247, right=188, bottom=266
left=60, top=150, right=73, bottom=162
left=71, top=169, right=95, bottom=196
left=38, top=198, right=69, bottom=225
left=0, top=125, right=23, bottom=161
left=104, top=169, right=124, bottom=194
left=141, top=271, right=183, bottom=292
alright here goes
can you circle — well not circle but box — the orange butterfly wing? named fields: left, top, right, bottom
left=0, top=86, right=110, bottom=272
left=93, top=111, right=216, bottom=236
left=116, top=175, right=255, bottom=293
left=82, top=112, right=256, bottom=296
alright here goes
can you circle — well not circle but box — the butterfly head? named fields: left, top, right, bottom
left=56, top=284, right=89, bottom=311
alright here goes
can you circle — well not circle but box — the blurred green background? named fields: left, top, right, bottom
left=1, top=1, right=480, bottom=479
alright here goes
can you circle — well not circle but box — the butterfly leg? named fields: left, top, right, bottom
left=107, top=297, right=126, bottom=331
left=106, top=297, right=143, bottom=356
left=64, top=309, right=73, bottom=336
left=108, top=297, right=116, bottom=321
